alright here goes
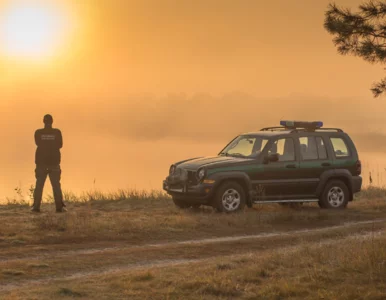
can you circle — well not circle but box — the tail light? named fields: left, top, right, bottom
left=356, top=160, right=362, bottom=175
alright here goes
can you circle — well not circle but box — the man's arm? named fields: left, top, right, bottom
left=57, top=130, right=63, bottom=149
left=34, top=130, right=40, bottom=146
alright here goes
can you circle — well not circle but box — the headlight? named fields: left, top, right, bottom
left=169, top=165, right=176, bottom=175
left=197, top=168, right=206, bottom=181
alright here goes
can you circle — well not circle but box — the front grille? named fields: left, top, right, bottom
left=188, top=171, right=198, bottom=185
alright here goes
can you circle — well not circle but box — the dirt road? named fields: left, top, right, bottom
left=1, top=218, right=384, bottom=295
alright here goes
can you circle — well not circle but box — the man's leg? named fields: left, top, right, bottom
left=48, top=165, right=65, bottom=212
left=33, top=165, right=48, bottom=211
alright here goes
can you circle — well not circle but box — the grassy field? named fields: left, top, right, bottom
left=4, top=228, right=385, bottom=300
left=1, top=188, right=386, bottom=247
left=0, top=187, right=386, bottom=299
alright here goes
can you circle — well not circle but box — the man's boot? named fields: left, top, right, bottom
left=56, top=207, right=67, bottom=213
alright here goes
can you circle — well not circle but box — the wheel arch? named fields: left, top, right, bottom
left=316, top=170, right=354, bottom=201
left=210, top=172, right=252, bottom=207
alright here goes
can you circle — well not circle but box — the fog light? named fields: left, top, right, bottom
left=203, top=179, right=215, bottom=184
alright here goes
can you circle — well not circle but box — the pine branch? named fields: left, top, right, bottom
left=325, top=1, right=386, bottom=96
left=371, top=77, right=386, bottom=97
left=360, top=1, right=386, bottom=18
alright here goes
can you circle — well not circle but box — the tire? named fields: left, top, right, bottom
left=172, top=197, right=192, bottom=209
left=213, top=181, right=246, bottom=213
left=319, top=180, right=349, bottom=209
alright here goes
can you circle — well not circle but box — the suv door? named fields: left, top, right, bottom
left=297, top=135, right=332, bottom=197
left=258, top=137, right=301, bottom=200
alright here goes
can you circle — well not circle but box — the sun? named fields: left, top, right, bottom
left=0, top=1, right=69, bottom=59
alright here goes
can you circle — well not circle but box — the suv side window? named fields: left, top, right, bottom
left=269, top=138, right=295, bottom=162
left=316, top=137, right=327, bottom=159
left=299, top=137, right=318, bottom=160
left=330, top=137, right=350, bottom=158
left=299, top=137, right=328, bottom=160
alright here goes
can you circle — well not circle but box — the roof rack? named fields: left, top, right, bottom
left=290, top=128, right=343, bottom=133
left=260, top=127, right=343, bottom=133
left=260, top=121, right=344, bottom=133
left=260, top=126, right=289, bottom=131
left=314, top=128, right=343, bottom=132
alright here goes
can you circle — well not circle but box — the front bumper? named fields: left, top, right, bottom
left=163, top=180, right=214, bottom=202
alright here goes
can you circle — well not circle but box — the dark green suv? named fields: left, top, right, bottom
left=163, top=121, right=362, bottom=212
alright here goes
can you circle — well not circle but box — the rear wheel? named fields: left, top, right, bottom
left=213, top=181, right=246, bottom=213
left=319, top=180, right=349, bottom=209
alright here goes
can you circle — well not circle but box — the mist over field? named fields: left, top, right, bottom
left=1, top=0, right=386, bottom=201
left=1, top=93, right=386, bottom=201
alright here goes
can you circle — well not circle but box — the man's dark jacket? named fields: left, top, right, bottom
left=35, top=128, right=63, bottom=165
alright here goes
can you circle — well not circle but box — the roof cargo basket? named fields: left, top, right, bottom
left=260, top=121, right=343, bottom=132
left=260, top=126, right=288, bottom=132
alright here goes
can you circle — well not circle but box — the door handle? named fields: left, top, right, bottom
left=286, top=164, right=297, bottom=169
left=321, top=162, right=331, bottom=167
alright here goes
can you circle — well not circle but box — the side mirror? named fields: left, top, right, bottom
left=264, top=153, right=279, bottom=164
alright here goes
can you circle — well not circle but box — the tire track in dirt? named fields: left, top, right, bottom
left=0, top=229, right=383, bottom=294
left=1, top=219, right=384, bottom=264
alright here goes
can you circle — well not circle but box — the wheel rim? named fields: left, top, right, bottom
left=221, top=189, right=241, bottom=211
left=327, top=186, right=345, bottom=207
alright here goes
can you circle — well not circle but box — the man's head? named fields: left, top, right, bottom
left=43, top=114, right=53, bottom=126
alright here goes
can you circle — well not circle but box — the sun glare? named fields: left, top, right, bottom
left=0, top=2, right=69, bottom=59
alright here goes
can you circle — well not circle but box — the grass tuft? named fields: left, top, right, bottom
left=2, top=269, right=25, bottom=276
left=199, top=284, right=242, bottom=297
left=10, top=239, right=26, bottom=245
left=216, top=263, right=233, bottom=270
left=132, top=271, right=155, bottom=282
left=27, top=263, right=50, bottom=269
left=57, top=288, right=84, bottom=297
left=356, top=185, right=386, bottom=200
left=259, top=269, right=271, bottom=278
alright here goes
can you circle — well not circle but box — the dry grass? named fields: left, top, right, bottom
left=356, top=185, right=386, bottom=200
left=2, top=222, right=382, bottom=288
left=3, top=185, right=384, bottom=208
left=0, top=187, right=385, bottom=299
left=2, top=269, right=25, bottom=276
left=27, top=263, right=50, bottom=269
left=3, top=229, right=385, bottom=299
left=0, top=187, right=386, bottom=248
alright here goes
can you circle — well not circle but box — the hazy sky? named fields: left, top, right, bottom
left=0, top=0, right=385, bottom=199
left=0, top=0, right=384, bottom=98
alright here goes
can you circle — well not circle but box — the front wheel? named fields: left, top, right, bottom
left=213, top=181, right=246, bottom=213
left=319, top=180, right=349, bottom=209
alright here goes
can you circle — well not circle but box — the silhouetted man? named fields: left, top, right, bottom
left=31, top=114, right=66, bottom=213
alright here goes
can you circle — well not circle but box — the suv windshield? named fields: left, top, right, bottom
left=220, top=135, right=269, bottom=158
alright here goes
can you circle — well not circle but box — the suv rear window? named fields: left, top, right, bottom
left=330, top=137, right=350, bottom=158
left=299, top=137, right=318, bottom=160
left=299, top=137, right=328, bottom=160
